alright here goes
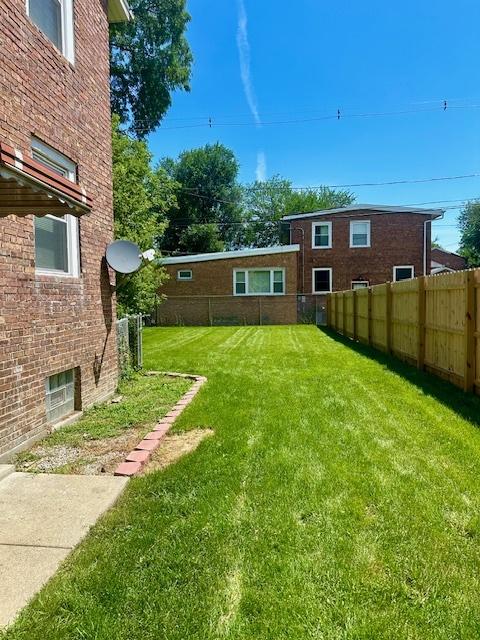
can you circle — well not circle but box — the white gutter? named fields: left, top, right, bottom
left=160, top=244, right=300, bottom=265
left=425, top=211, right=444, bottom=275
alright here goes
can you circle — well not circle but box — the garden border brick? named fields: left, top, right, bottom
left=114, top=372, right=207, bottom=477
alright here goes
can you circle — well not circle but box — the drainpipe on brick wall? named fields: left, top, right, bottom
left=424, top=212, right=444, bottom=275
left=290, top=226, right=305, bottom=293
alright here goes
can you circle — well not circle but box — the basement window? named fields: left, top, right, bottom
left=234, top=269, right=285, bottom=296
left=27, top=0, right=75, bottom=63
left=312, top=268, right=332, bottom=294
left=45, top=369, right=75, bottom=423
left=393, top=265, right=414, bottom=282
left=351, top=280, right=369, bottom=289
left=177, top=269, right=193, bottom=281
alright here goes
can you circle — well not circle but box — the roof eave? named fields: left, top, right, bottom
left=108, top=0, right=133, bottom=23
left=282, top=205, right=445, bottom=222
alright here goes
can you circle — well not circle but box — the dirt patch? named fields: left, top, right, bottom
left=16, top=428, right=145, bottom=475
left=143, top=429, right=214, bottom=474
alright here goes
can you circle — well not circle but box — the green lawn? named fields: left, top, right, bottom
left=4, top=325, right=480, bottom=639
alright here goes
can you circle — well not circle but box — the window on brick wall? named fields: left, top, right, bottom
left=351, top=280, right=369, bottom=289
left=234, top=269, right=285, bottom=295
left=27, top=0, right=75, bottom=63
left=45, top=369, right=75, bottom=423
left=177, top=269, right=193, bottom=281
left=312, top=268, right=332, bottom=294
left=32, top=138, right=80, bottom=277
left=393, top=265, right=414, bottom=282
left=312, top=221, right=332, bottom=248
left=350, top=220, right=371, bottom=248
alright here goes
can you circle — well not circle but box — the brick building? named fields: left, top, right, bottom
left=157, top=246, right=300, bottom=326
left=0, top=0, right=131, bottom=459
left=157, top=205, right=444, bottom=326
left=431, top=247, right=467, bottom=273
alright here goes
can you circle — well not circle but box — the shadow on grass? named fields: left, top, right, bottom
left=320, top=326, right=480, bottom=429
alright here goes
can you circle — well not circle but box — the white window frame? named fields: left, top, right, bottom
left=349, top=220, right=371, bottom=248
left=32, top=138, right=80, bottom=278
left=312, top=221, right=332, bottom=249
left=393, top=265, right=415, bottom=282
left=351, top=280, right=369, bottom=289
left=177, top=269, right=193, bottom=281
left=233, top=268, right=286, bottom=296
left=26, top=0, right=75, bottom=64
left=312, top=268, right=333, bottom=294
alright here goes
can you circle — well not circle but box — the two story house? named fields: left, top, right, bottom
left=0, top=0, right=131, bottom=460
left=157, top=205, right=444, bottom=326
left=284, top=204, right=444, bottom=295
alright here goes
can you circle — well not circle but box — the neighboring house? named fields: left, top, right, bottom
left=283, top=204, right=443, bottom=295
left=431, top=247, right=467, bottom=274
left=157, top=205, right=444, bottom=326
left=0, top=0, right=131, bottom=459
left=158, top=246, right=300, bottom=326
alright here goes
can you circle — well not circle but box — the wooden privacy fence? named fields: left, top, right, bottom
left=327, top=268, right=480, bottom=394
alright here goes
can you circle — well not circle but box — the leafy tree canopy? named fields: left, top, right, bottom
left=112, top=115, right=177, bottom=314
left=160, top=143, right=243, bottom=254
left=110, top=0, right=192, bottom=137
left=241, top=176, right=354, bottom=247
left=459, top=200, right=480, bottom=267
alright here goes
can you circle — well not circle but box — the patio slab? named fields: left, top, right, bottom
left=0, top=471, right=128, bottom=627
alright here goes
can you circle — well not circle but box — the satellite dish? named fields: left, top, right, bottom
left=106, top=240, right=142, bottom=274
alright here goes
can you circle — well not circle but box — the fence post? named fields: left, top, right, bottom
left=326, top=294, right=330, bottom=327
left=385, top=282, right=392, bottom=354
left=208, top=298, right=213, bottom=326
left=352, top=290, right=358, bottom=341
left=335, top=293, right=339, bottom=331
left=367, top=287, right=373, bottom=346
left=417, top=276, right=426, bottom=370
left=342, top=292, right=346, bottom=335
left=464, top=270, right=476, bottom=392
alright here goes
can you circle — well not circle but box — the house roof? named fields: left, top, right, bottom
left=161, top=245, right=300, bottom=265
left=281, top=204, right=444, bottom=221
left=431, top=247, right=465, bottom=259
left=108, top=0, right=133, bottom=23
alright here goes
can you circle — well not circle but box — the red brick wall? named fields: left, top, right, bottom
left=157, top=251, right=298, bottom=325
left=0, top=0, right=118, bottom=458
left=289, top=211, right=432, bottom=293
left=431, top=248, right=467, bottom=271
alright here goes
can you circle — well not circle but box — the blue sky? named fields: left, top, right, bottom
left=148, top=0, right=480, bottom=251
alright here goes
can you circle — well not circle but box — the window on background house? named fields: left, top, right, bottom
left=393, top=266, right=414, bottom=282
left=351, top=281, right=369, bottom=289
left=177, top=269, right=192, bottom=281
left=234, top=269, right=285, bottom=295
left=312, top=268, right=332, bottom=294
left=27, top=0, right=75, bottom=63
left=350, top=220, right=371, bottom=248
left=45, top=369, right=75, bottom=423
left=312, top=221, right=332, bottom=248
left=32, top=138, right=80, bottom=277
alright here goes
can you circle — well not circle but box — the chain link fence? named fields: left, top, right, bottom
left=116, top=314, right=143, bottom=376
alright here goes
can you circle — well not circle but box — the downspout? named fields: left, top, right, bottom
left=424, top=212, right=444, bottom=275
left=291, top=226, right=305, bottom=293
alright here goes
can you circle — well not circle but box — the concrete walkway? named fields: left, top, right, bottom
left=0, top=465, right=128, bottom=628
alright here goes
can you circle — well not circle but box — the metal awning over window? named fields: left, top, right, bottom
left=0, top=142, right=92, bottom=218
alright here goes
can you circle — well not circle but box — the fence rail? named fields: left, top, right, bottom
left=327, top=268, right=480, bottom=394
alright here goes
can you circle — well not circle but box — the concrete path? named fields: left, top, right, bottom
left=0, top=465, right=128, bottom=628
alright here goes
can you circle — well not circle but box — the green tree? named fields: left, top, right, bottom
left=432, top=235, right=443, bottom=249
left=112, top=116, right=177, bottom=314
left=459, top=200, right=480, bottom=266
left=160, top=143, right=243, bottom=253
left=242, top=176, right=354, bottom=247
left=110, top=0, right=192, bottom=137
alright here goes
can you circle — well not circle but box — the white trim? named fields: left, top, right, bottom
left=26, top=0, right=75, bottom=64
left=311, top=221, right=332, bottom=249
left=312, top=267, right=332, bottom=294
left=349, top=220, right=371, bottom=248
left=32, top=138, right=76, bottom=180
left=351, top=280, right=369, bottom=289
left=393, top=265, right=415, bottom=282
left=161, top=244, right=300, bottom=265
left=177, top=269, right=193, bottom=281
left=282, top=204, right=444, bottom=221
left=233, top=267, right=286, bottom=296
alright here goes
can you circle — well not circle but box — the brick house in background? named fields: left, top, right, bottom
left=157, top=205, right=444, bottom=326
left=0, top=0, right=131, bottom=459
left=431, top=247, right=467, bottom=274
left=158, top=246, right=300, bottom=326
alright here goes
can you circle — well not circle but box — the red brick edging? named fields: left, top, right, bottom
left=114, top=372, right=207, bottom=477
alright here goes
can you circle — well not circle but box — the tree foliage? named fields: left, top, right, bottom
left=241, top=176, right=354, bottom=247
left=112, top=116, right=177, bottom=315
left=459, top=200, right=480, bottom=266
left=110, top=0, right=192, bottom=137
left=160, top=143, right=243, bottom=254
